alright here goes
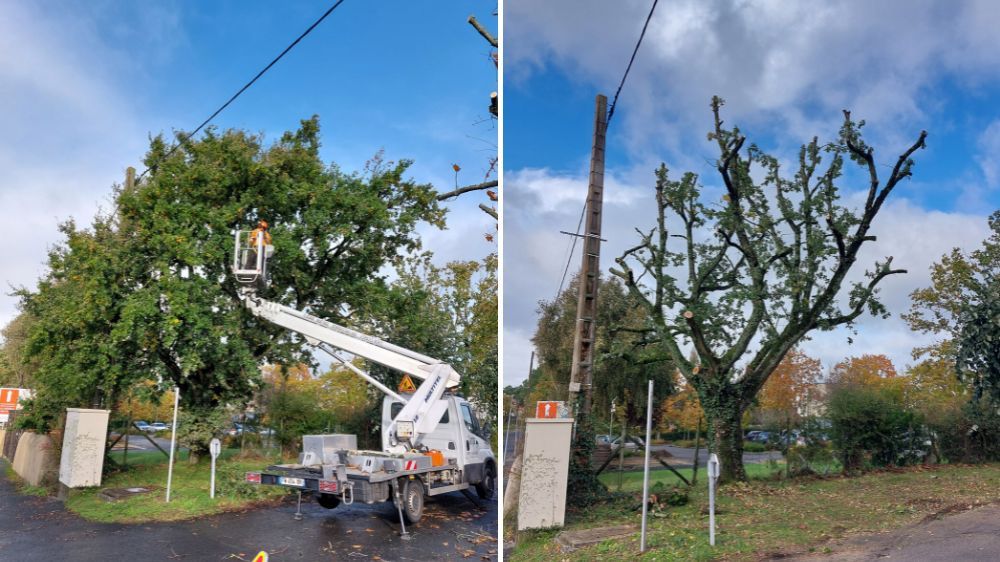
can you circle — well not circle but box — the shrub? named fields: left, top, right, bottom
left=742, top=441, right=767, bottom=453
left=933, top=397, right=1000, bottom=463
left=649, top=482, right=689, bottom=508
left=827, top=384, right=930, bottom=473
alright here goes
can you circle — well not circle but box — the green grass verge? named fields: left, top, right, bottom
left=2, top=463, right=50, bottom=497
left=512, top=463, right=1000, bottom=561
left=65, top=449, right=288, bottom=524
left=599, top=462, right=786, bottom=491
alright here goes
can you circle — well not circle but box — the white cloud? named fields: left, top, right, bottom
left=506, top=0, right=1000, bottom=156
left=0, top=3, right=169, bottom=332
left=502, top=167, right=993, bottom=385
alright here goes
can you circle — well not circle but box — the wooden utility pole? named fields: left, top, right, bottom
left=568, top=94, right=608, bottom=417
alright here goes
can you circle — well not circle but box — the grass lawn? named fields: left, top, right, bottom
left=64, top=449, right=289, bottom=524
left=512, top=463, right=1000, bottom=561
left=600, top=462, right=790, bottom=492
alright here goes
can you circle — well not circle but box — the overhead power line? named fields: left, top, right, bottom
left=607, top=0, right=659, bottom=125
left=137, top=0, right=348, bottom=181
left=552, top=1, right=660, bottom=301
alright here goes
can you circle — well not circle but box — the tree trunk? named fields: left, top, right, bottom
left=709, top=399, right=748, bottom=482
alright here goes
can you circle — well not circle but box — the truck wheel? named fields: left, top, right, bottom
left=316, top=493, right=341, bottom=510
left=476, top=462, right=497, bottom=500
left=401, top=479, right=424, bottom=524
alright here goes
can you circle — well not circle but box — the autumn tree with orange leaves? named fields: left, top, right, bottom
left=757, top=349, right=822, bottom=427
left=830, top=354, right=898, bottom=388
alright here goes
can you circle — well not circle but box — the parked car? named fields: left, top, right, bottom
left=595, top=434, right=614, bottom=446
left=150, top=422, right=169, bottom=432
left=133, top=420, right=151, bottom=432
left=746, top=430, right=763, bottom=442
left=226, top=422, right=246, bottom=436
left=751, top=430, right=772, bottom=443
left=612, top=437, right=639, bottom=451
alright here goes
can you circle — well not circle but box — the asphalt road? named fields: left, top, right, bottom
left=777, top=504, right=1000, bottom=561
left=0, top=461, right=498, bottom=561
left=650, top=444, right=784, bottom=467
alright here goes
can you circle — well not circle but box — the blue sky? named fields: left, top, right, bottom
left=504, top=0, right=1000, bottom=386
left=0, top=1, right=497, bottom=332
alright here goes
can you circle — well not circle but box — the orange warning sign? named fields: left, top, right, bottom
left=536, top=401, right=561, bottom=418
left=398, top=374, right=417, bottom=393
left=0, top=388, right=19, bottom=412
left=252, top=552, right=268, bottom=562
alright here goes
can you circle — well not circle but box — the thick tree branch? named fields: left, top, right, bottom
left=468, top=15, right=497, bottom=48
left=478, top=203, right=498, bottom=219
left=436, top=180, right=498, bottom=200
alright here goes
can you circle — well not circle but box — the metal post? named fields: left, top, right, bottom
left=210, top=438, right=221, bottom=499
left=123, top=403, right=132, bottom=469
left=708, top=453, right=720, bottom=546
left=165, top=387, right=180, bottom=503
left=640, top=380, right=654, bottom=552
left=617, top=420, right=626, bottom=491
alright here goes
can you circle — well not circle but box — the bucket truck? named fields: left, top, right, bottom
left=233, top=230, right=497, bottom=527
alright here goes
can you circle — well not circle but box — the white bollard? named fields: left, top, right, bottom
left=165, top=387, right=180, bottom=503
left=708, top=453, right=720, bottom=546
left=210, top=438, right=221, bottom=499
left=640, top=380, right=654, bottom=552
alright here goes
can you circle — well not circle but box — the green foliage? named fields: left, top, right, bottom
left=215, top=463, right=280, bottom=500
left=565, top=420, right=609, bottom=508
left=15, top=118, right=445, bottom=444
left=932, top=397, right=1000, bottom=463
left=610, top=99, right=926, bottom=481
left=956, top=275, right=1000, bottom=401
left=904, top=210, right=1000, bottom=361
left=742, top=441, right=767, bottom=453
left=529, top=276, right=673, bottom=426
left=0, top=310, right=38, bottom=388
left=827, top=384, right=930, bottom=473
left=176, top=407, right=231, bottom=461
left=385, top=253, right=498, bottom=428
left=268, top=382, right=338, bottom=454
left=649, top=481, right=690, bottom=507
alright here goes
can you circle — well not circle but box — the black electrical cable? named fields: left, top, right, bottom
left=607, top=0, right=659, bottom=126
left=137, top=0, right=347, bottom=181
left=552, top=1, right=660, bottom=300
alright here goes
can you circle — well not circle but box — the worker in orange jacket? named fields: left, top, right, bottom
left=244, top=219, right=272, bottom=271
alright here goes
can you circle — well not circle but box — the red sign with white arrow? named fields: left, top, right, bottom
left=535, top=401, right=560, bottom=418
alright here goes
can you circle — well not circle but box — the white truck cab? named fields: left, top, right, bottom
left=382, top=393, right=496, bottom=495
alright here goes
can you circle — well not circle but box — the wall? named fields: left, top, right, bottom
left=11, top=432, right=56, bottom=487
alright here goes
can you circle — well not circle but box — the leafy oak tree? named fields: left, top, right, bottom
left=903, top=211, right=1000, bottom=363
left=379, top=254, right=499, bottom=428
left=612, top=97, right=927, bottom=481
left=18, top=118, right=445, bottom=460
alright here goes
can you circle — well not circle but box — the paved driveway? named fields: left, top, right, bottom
left=0, top=461, right=497, bottom=561
left=777, top=504, right=1000, bottom=561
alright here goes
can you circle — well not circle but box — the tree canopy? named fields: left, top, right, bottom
left=528, top=276, right=674, bottom=427
left=611, top=97, right=927, bottom=481
left=15, top=118, right=450, bottom=454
